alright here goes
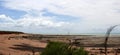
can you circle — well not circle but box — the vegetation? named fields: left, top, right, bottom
left=41, top=41, right=88, bottom=55
left=104, top=25, right=118, bottom=55
left=0, top=31, right=24, bottom=34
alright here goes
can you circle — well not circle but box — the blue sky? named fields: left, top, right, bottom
left=0, top=0, right=120, bottom=34
left=0, top=6, right=26, bottom=19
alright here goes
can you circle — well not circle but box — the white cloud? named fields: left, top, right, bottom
left=0, top=15, right=69, bottom=28
left=0, top=14, right=14, bottom=22
left=1, top=0, right=120, bottom=34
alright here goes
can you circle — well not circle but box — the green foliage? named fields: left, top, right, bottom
left=41, top=41, right=88, bottom=55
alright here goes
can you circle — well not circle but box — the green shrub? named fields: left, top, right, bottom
left=41, top=41, right=88, bottom=55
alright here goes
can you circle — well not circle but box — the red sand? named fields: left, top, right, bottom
left=0, top=34, right=47, bottom=55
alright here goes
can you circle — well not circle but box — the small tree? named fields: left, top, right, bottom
left=41, top=41, right=88, bottom=55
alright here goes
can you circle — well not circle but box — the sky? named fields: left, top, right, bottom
left=0, top=0, right=120, bottom=34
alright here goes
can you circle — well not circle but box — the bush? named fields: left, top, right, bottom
left=41, top=41, right=88, bottom=55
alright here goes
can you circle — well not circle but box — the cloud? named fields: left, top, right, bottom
left=0, top=14, right=70, bottom=33
left=0, top=0, right=120, bottom=34
left=0, top=14, right=14, bottom=22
